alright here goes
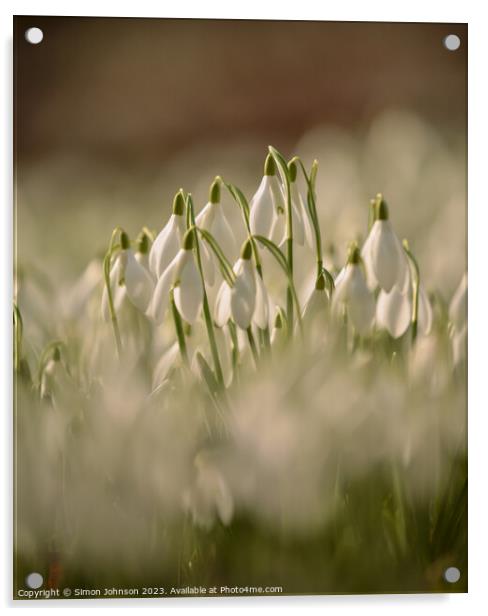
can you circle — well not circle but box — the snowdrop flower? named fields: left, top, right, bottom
left=303, top=272, right=330, bottom=333
left=101, top=252, right=126, bottom=321
left=289, top=160, right=315, bottom=248
left=332, top=244, right=375, bottom=335
left=214, top=241, right=266, bottom=331
left=101, top=231, right=154, bottom=320
left=361, top=196, right=409, bottom=293
left=149, top=191, right=186, bottom=278
left=449, top=272, right=467, bottom=365
left=40, top=347, right=72, bottom=403
left=150, top=229, right=203, bottom=324
left=119, top=232, right=155, bottom=312
left=196, top=177, right=238, bottom=263
left=376, top=282, right=432, bottom=339
left=249, top=154, right=286, bottom=238
left=182, top=452, right=233, bottom=530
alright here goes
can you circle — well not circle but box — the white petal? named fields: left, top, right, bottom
left=292, top=183, right=314, bottom=250
left=214, top=282, right=232, bottom=327
left=195, top=201, right=215, bottom=229
left=148, top=252, right=180, bottom=323
left=249, top=176, right=275, bottom=237
left=270, top=211, right=285, bottom=246
left=449, top=273, right=467, bottom=330
left=417, top=284, right=433, bottom=336
left=370, top=220, right=403, bottom=292
left=268, top=175, right=286, bottom=214
left=211, top=205, right=238, bottom=262
left=344, top=265, right=375, bottom=334
left=253, top=273, right=270, bottom=329
left=149, top=215, right=182, bottom=278
left=361, top=226, right=379, bottom=291
left=376, top=287, right=411, bottom=338
left=174, top=256, right=203, bottom=324
left=124, top=250, right=155, bottom=312
left=230, top=260, right=256, bottom=330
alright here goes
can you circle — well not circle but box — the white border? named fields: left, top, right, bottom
left=2, top=1, right=487, bottom=614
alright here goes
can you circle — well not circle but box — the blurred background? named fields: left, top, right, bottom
left=14, top=17, right=467, bottom=293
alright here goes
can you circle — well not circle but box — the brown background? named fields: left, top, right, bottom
left=14, top=17, right=467, bottom=165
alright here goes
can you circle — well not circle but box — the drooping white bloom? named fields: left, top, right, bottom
left=173, top=251, right=203, bottom=324
left=182, top=452, right=233, bottom=530
left=361, top=197, right=409, bottom=293
left=303, top=274, right=330, bottom=320
left=290, top=178, right=314, bottom=249
left=196, top=178, right=238, bottom=263
left=376, top=283, right=432, bottom=338
left=101, top=232, right=154, bottom=320
left=214, top=242, right=257, bottom=330
left=149, top=191, right=186, bottom=278
left=149, top=230, right=203, bottom=325
left=332, top=246, right=375, bottom=335
left=122, top=247, right=155, bottom=313
left=249, top=155, right=286, bottom=238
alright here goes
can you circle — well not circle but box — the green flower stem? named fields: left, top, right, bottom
left=186, top=196, right=224, bottom=387
left=103, top=226, right=124, bottom=358
left=246, top=327, right=259, bottom=367
left=227, top=320, right=240, bottom=380
left=403, top=240, right=420, bottom=344
left=269, top=147, right=295, bottom=329
left=170, top=290, right=189, bottom=366
left=292, top=157, right=323, bottom=280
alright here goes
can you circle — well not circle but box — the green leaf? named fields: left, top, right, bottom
left=197, top=228, right=236, bottom=287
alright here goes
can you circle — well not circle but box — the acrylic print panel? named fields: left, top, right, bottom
left=13, top=16, right=467, bottom=599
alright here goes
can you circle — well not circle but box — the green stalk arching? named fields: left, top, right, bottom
left=294, top=157, right=323, bottom=280
left=170, top=290, right=189, bottom=366
left=268, top=146, right=295, bottom=328
left=186, top=195, right=225, bottom=387
left=246, top=326, right=259, bottom=367
left=403, top=240, right=420, bottom=344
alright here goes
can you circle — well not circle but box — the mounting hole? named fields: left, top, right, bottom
left=25, top=27, right=43, bottom=45
left=25, top=572, right=43, bottom=589
left=444, top=566, right=461, bottom=583
left=443, top=34, right=461, bottom=51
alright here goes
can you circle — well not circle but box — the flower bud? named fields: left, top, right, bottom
left=240, top=239, right=253, bottom=261
left=120, top=231, right=130, bottom=250
left=172, top=190, right=185, bottom=216
left=209, top=177, right=221, bottom=204
left=137, top=231, right=150, bottom=255
left=264, top=153, right=276, bottom=176
left=183, top=228, right=196, bottom=251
